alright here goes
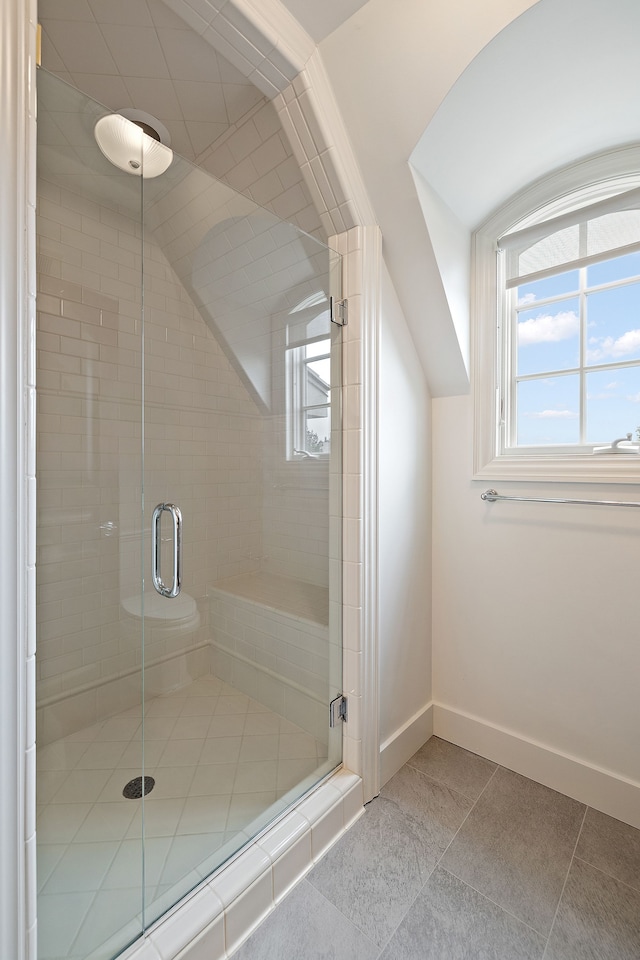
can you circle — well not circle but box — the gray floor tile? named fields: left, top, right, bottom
left=308, top=793, right=439, bottom=947
left=381, top=763, right=474, bottom=846
left=230, top=879, right=378, bottom=960
left=545, top=858, right=640, bottom=960
left=575, top=806, right=640, bottom=891
left=440, top=767, right=585, bottom=935
left=380, top=866, right=546, bottom=960
left=407, top=736, right=497, bottom=800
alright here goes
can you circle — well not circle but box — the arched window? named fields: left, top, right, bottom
left=473, top=146, right=640, bottom=482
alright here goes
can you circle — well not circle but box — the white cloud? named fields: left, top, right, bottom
left=586, top=383, right=621, bottom=400
left=518, top=310, right=579, bottom=345
left=587, top=328, right=640, bottom=362
left=517, top=292, right=537, bottom=306
left=524, top=409, right=578, bottom=419
left=626, top=392, right=640, bottom=403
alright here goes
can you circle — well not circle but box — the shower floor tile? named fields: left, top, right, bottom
left=37, top=673, right=330, bottom=960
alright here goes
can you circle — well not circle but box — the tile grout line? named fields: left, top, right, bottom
left=37, top=676, right=323, bottom=958
left=435, top=864, right=550, bottom=943
left=405, top=752, right=499, bottom=805
left=396, top=762, right=554, bottom=950
left=303, top=791, right=420, bottom=957
left=540, top=803, right=588, bottom=960
left=299, top=877, right=382, bottom=957
left=369, top=761, right=502, bottom=957
left=431, top=762, right=501, bottom=869
left=66, top=844, right=123, bottom=959
left=371, top=853, right=440, bottom=957
left=573, top=852, right=640, bottom=897
left=231, top=746, right=640, bottom=960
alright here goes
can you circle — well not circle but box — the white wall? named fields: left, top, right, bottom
left=410, top=165, right=470, bottom=375
left=410, top=0, right=640, bottom=231
left=432, top=394, right=640, bottom=826
left=320, top=0, right=538, bottom=396
left=378, top=264, right=432, bottom=784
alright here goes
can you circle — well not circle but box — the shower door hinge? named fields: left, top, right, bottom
left=330, top=297, right=348, bottom=326
left=329, top=694, right=348, bottom=727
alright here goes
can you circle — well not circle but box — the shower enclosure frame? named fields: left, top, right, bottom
left=1, top=0, right=381, bottom=957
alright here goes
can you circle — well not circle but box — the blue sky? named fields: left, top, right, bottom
left=515, top=253, right=640, bottom=445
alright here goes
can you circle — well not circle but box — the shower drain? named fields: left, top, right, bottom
left=122, top=775, right=155, bottom=799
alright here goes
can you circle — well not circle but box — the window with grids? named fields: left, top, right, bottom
left=285, top=299, right=332, bottom=461
left=287, top=337, right=331, bottom=459
left=498, top=187, right=640, bottom=454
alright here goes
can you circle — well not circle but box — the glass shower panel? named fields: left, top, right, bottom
left=140, top=145, right=343, bottom=924
left=36, top=68, right=343, bottom=959
left=35, top=71, right=145, bottom=960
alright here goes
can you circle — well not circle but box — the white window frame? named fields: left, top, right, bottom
left=473, top=144, right=640, bottom=483
left=286, top=334, right=331, bottom=461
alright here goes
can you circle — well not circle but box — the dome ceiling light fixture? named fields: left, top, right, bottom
left=94, top=109, right=173, bottom=179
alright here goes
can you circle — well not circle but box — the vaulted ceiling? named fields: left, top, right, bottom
left=39, top=0, right=267, bottom=161
left=38, top=0, right=369, bottom=165
left=41, top=0, right=640, bottom=399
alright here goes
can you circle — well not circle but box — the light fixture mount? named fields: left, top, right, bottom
left=94, top=109, right=172, bottom=179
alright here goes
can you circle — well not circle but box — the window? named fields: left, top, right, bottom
left=285, top=298, right=332, bottom=461
left=287, top=337, right=331, bottom=459
left=473, top=146, right=640, bottom=481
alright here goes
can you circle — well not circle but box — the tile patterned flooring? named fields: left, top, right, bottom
left=232, top=737, right=640, bottom=960
left=37, top=674, right=331, bottom=960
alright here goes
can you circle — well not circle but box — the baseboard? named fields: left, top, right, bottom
left=434, top=702, right=640, bottom=830
left=380, top=702, right=433, bottom=787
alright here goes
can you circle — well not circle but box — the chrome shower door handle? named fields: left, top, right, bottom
left=151, top=502, right=182, bottom=598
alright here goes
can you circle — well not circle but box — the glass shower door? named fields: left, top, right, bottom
left=139, top=148, right=344, bottom=925
left=36, top=67, right=344, bottom=959
left=36, top=70, right=147, bottom=960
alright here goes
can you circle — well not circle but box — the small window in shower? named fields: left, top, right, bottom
left=286, top=302, right=332, bottom=460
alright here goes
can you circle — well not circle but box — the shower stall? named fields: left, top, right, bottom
left=36, top=68, right=343, bottom=960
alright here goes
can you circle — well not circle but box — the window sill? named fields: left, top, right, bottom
left=285, top=454, right=330, bottom=464
left=473, top=451, right=640, bottom=484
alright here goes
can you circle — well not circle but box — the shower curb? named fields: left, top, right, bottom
left=116, top=768, right=363, bottom=960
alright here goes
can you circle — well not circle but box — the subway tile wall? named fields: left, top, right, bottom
left=209, top=573, right=335, bottom=741
left=16, top=0, right=380, bottom=955
left=195, top=98, right=324, bottom=241
left=35, top=177, right=266, bottom=742
left=142, top=162, right=333, bottom=590
left=333, top=226, right=367, bottom=779
left=36, top=160, right=337, bottom=745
